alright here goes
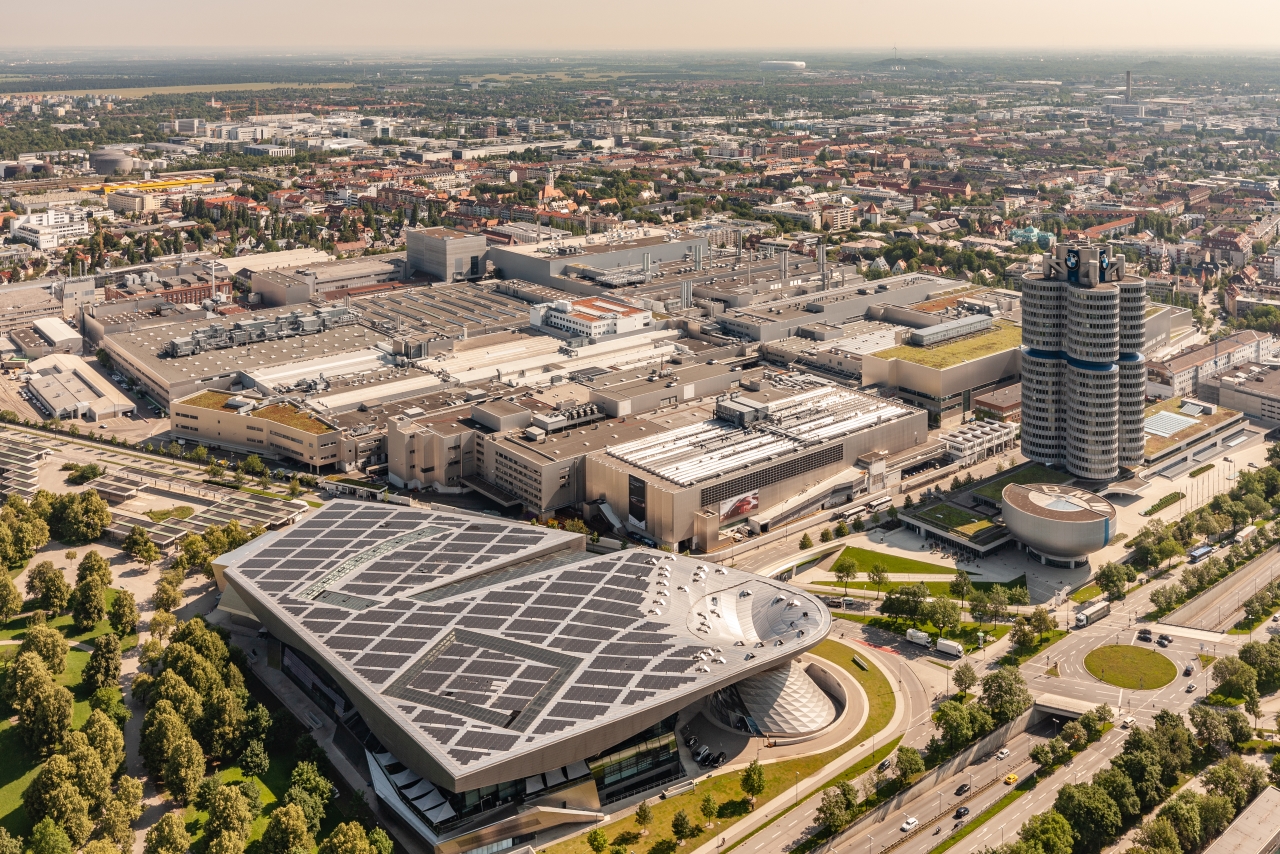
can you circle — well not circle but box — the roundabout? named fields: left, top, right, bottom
left=1084, top=644, right=1177, bottom=690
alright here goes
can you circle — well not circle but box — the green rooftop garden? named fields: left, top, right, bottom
left=251, top=403, right=336, bottom=435
left=972, top=463, right=1073, bottom=503
left=869, top=320, right=1022, bottom=369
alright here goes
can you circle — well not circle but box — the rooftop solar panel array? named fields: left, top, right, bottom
left=224, top=500, right=830, bottom=789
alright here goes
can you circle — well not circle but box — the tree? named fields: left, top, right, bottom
left=1020, top=812, right=1074, bottom=854
left=868, top=562, right=889, bottom=599
left=70, top=576, right=106, bottom=631
left=832, top=554, right=858, bottom=596
left=207, top=785, right=254, bottom=842
left=799, top=532, right=813, bottom=550
left=700, top=792, right=718, bottom=826
left=1093, top=766, right=1142, bottom=822
left=926, top=596, right=961, bottom=636
left=980, top=666, right=1033, bottom=724
left=203, top=685, right=248, bottom=760
left=1010, top=616, right=1036, bottom=649
left=834, top=520, right=850, bottom=538
left=123, top=527, right=160, bottom=569
left=0, top=830, right=22, bottom=854
left=83, top=631, right=121, bottom=693
left=740, top=759, right=766, bottom=807
left=635, top=800, right=653, bottom=835
left=0, top=573, right=21, bottom=626
left=261, top=802, right=313, bottom=854
left=1204, top=754, right=1268, bottom=810
left=950, top=570, right=974, bottom=607
left=952, top=661, right=978, bottom=696
left=896, top=745, right=925, bottom=782
left=26, top=561, right=70, bottom=613
left=164, top=735, right=206, bottom=804
left=368, top=828, right=392, bottom=854
left=83, top=709, right=126, bottom=774
left=48, top=490, right=112, bottom=544
left=817, top=787, right=851, bottom=833
left=1096, top=562, right=1130, bottom=600
left=1030, top=606, right=1056, bottom=639
left=1054, top=783, right=1122, bottom=854
left=934, top=700, right=973, bottom=747
left=109, top=589, right=139, bottom=636
left=1158, top=791, right=1203, bottom=854
left=1136, top=816, right=1182, bottom=854
left=23, top=755, right=93, bottom=844
left=1212, top=656, right=1259, bottom=700
left=29, top=820, right=71, bottom=854
left=18, top=622, right=66, bottom=673
left=241, top=739, right=270, bottom=778
left=671, top=810, right=694, bottom=846
left=76, top=551, right=111, bottom=587
left=144, top=813, right=191, bottom=854
left=318, top=823, right=373, bottom=854
left=13, top=653, right=72, bottom=756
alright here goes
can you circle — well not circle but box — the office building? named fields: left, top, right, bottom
left=1020, top=243, right=1147, bottom=480
left=214, top=502, right=834, bottom=854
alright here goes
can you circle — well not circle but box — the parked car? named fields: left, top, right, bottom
left=693, top=746, right=710, bottom=762
left=901, top=818, right=919, bottom=832
left=712, top=752, right=727, bottom=767
left=878, top=758, right=892, bottom=772
left=684, top=735, right=699, bottom=749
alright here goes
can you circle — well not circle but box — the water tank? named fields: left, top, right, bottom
left=89, top=150, right=135, bottom=176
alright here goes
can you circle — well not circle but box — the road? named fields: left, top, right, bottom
left=1162, top=546, right=1280, bottom=631
left=732, top=631, right=933, bottom=854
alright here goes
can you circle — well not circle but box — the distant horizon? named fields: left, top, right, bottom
left=5, top=2, right=1280, bottom=54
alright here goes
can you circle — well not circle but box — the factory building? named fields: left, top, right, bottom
left=587, top=383, right=926, bottom=551
left=528, top=296, right=652, bottom=340
left=171, top=390, right=340, bottom=470
left=405, top=227, right=487, bottom=283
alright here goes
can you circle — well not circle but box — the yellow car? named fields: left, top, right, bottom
left=1004, top=774, right=1018, bottom=785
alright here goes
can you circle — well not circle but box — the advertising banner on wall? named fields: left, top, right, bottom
left=628, top=474, right=647, bottom=530
left=719, top=489, right=760, bottom=522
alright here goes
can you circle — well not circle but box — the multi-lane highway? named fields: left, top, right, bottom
left=1162, top=545, right=1280, bottom=631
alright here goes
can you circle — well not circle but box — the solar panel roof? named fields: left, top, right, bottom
left=223, top=500, right=831, bottom=792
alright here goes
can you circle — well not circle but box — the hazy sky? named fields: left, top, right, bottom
left=16, top=1, right=1280, bottom=52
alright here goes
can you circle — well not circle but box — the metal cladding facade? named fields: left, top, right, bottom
left=1001, top=483, right=1117, bottom=560
left=1020, top=243, right=1146, bottom=480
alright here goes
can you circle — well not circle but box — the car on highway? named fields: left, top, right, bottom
left=879, top=758, right=892, bottom=772
left=996, top=748, right=1010, bottom=760
left=1158, top=633, right=1172, bottom=642
left=1185, top=664, right=1194, bottom=676
left=955, top=807, right=970, bottom=819
left=955, top=783, right=971, bottom=795
left=1157, top=637, right=1170, bottom=647
left=1004, top=773, right=1018, bottom=785
left=1137, top=628, right=1152, bottom=641
left=1273, top=615, right=1279, bottom=623
left=1186, top=683, right=1197, bottom=693
left=901, top=818, right=919, bottom=832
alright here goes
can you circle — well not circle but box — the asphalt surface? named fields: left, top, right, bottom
left=1162, top=546, right=1280, bottom=631
left=740, top=554, right=1251, bottom=854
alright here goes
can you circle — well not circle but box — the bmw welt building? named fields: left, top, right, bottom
left=215, top=501, right=833, bottom=854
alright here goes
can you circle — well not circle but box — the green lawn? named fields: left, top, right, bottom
left=0, top=588, right=137, bottom=649
left=913, top=504, right=984, bottom=529
left=146, top=505, right=195, bottom=522
left=813, top=575, right=1027, bottom=601
left=972, top=464, right=1073, bottom=503
left=1070, top=583, right=1102, bottom=604
left=827, top=547, right=965, bottom=576
left=1000, top=630, right=1069, bottom=667
left=0, top=647, right=104, bottom=837
left=542, top=638, right=896, bottom=854
left=1084, top=645, right=1177, bottom=690
left=833, top=613, right=1010, bottom=652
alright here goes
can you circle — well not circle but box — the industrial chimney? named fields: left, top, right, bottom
left=1126, top=71, right=1132, bottom=103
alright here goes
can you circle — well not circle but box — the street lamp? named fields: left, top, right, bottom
left=795, top=771, right=799, bottom=805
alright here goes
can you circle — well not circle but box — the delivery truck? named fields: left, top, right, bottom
left=906, top=628, right=932, bottom=648
left=1076, top=600, right=1111, bottom=629
left=936, top=638, right=964, bottom=657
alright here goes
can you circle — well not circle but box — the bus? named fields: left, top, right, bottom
left=868, top=496, right=893, bottom=512
left=843, top=504, right=867, bottom=520
left=1188, top=545, right=1215, bottom=564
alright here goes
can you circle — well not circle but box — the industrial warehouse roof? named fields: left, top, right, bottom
left=222, top=502, right=829, bottom=791
left=606, top=386, right=911, bottom=486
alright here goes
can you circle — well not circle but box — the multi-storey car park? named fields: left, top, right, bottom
left=213, top=501, right=836, bottom=854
